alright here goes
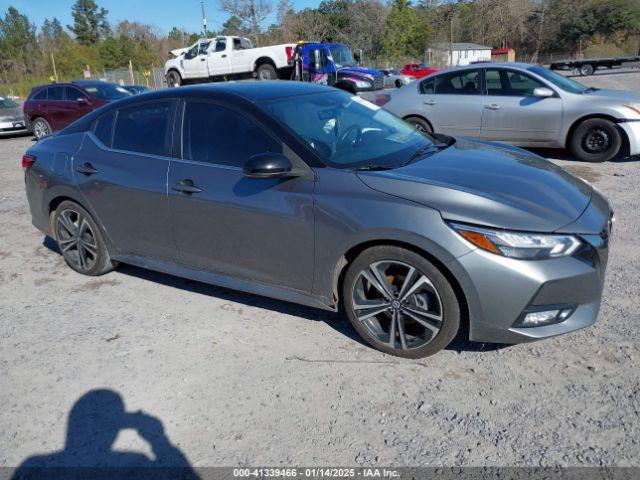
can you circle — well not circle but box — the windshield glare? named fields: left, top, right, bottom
left=528, top=66, right=588, bottom=94
left=329, top=45, right=355, bottom=68
left=0, top=97, right=19, bottom=108
left=263, top=91, right=435, bottom=169
left=83, top=84, right=132, bottom=100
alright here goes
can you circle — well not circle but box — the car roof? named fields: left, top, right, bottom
left=437, top=62, right=536, bottom=74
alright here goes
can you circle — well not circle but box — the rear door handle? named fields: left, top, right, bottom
left=221, top=54, right=227, bottom=58
left=423, top=99, right=437, bottom=105
left=172, top=180, right=202, bottom=194
left=200, top=58, right=206, bottom=62
left=76, top=162, right=98, bottom=175
left=485, top=104, right=501, bottom=110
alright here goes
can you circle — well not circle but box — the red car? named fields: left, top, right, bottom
left=23, top=80, right=132, bottom=139
left=400, top=63, right=440, bottom=79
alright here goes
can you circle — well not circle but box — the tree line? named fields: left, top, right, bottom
left=1, top=0, right=639, bottom=94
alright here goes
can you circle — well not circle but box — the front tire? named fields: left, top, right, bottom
left=166, top=70, right=181, bottom=87
left=343, top=246, right=460, bottom=358
left=32, top=117, right=51, bottom=139
left=256, top=63, right=277, bottom=80
left=404, top=116, right=433, bottom=135
left=54, top=201, right=117, bottom=276
left=569, top=118, right=622, bottom=162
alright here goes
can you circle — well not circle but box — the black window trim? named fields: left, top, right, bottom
left=482, top=67, right=559, bottom=98
left=104, top=99, right=178, bottom=159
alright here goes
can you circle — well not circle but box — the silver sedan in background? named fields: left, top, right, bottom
left=380, top=68, right=415, bottom=89
left=377, top=62, right=640, bottom=162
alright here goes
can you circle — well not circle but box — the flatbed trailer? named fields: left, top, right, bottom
left=550, top=52, right=640, bottom=76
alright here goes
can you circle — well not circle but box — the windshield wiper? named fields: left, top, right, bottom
left=353, top=165, right=395, bottom=171
left=403, top=143, right=449, bottom=166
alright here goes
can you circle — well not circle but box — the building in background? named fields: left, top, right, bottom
left=431, top=43, right=492, bottom=67
left=491, top=48, right=516, bottom=62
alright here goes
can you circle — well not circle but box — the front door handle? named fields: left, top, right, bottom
left=221, top=54, right=227, bottom=58
left=76, top=162, right=98, bottom=175
left=485, top=104, right=501, bottom=110
left=200, top=58, right=206, bottom=62
left=423, top=99, right=437, bottom=105
left=172, top=179, right=202, bottom=194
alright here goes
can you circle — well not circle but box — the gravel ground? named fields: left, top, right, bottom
left=1, top=71, right=639, bottom=470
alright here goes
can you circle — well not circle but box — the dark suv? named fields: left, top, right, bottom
left=23, top=80, right=131, bottom=138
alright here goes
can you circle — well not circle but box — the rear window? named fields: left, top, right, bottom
left=92, top=111, right=115, bottom=147
left=113, top=102, right=172, bottom=156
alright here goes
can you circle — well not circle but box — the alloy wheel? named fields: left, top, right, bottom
left=56, top=208, right=98, bottom=272
left=33, top=119, right=50, bottom=139
left=351, top=260, right=443, bottom=351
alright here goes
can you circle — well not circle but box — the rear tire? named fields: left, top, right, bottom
left=343, top=246, right=460, bottom=358
left=32, top=117, right=51, bottom=139
left=569, top=118, right=622, bottom=162
left=256, top=63, right=277, bottom=80
left=54, top=201, right=117, bottom=276
left=167, top=70, right=181, bottom=87
left=404, top=116, right=433, bottom=135
left=580, top=63, right=595, bottom=76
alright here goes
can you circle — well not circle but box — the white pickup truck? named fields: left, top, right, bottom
left=164, top=36, right=295, bottom=86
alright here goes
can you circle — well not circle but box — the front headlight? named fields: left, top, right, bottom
left=354, top=80, right=371, bottom=89
left=449, top=223, right=581, bottom=260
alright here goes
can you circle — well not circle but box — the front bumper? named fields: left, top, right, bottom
left=619, top=119, right=640, bottom=156
left=446, top=198, right=611, bottom=344
left=0, top=119, right=28, bottom=136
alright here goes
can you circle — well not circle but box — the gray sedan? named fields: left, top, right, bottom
left=0, top=96, right=28, bottom=137
left=378, top=62, right=640, bottom=162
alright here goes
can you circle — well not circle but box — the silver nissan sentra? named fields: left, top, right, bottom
left=23, top=82, right=612, bottom=358
left=378, top=62, right=640, bottom=162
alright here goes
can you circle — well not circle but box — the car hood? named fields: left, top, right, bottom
left=584, top=88, right=640, bottom=102
left=338, top=66, right=381, bottom=79
left=357, top=138, right=594, bottom=232
left=0, top=106, right=24, bottom=121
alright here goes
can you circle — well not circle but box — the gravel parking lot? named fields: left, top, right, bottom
left=1, top=71, right=639, bottom=470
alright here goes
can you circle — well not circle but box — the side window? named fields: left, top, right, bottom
left=33, top=88, right=48, bottom=100
left=198, top=41, right=211, bottom=55
left=486, top=69, right=546, bottom=96
left=65, top=87, right=89, bottom=102
left=214, top=39, right=226, bottom=52
left=183, top=101, right=280, bottom=167
left=92, top=111, right=115, bottom=147
left=185, top=44, right=198, bottom=59
left=419, top=77, right=435, bottom=94
left=113, top=102, right=172, bottom=156
left=435, top=70, right=480, bottom=95
left=48, top=87, right=64, bottom=101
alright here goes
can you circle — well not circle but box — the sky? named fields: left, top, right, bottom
left=1, top=0, right=318, bottom=34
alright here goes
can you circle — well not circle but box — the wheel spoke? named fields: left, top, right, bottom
left=77, top=243, right=88, bottom=269
left=399, top=274, right=435, bottom=302
left=81, top=240, right=97, bottom=256
left=396, top=311, right=408, bottom=349
left=397, top=266, right=416, bottom=300
left=58, top=213, right=77, bottom=237
left=354, top=303, right=390, bottom=321
left=388, top=310, right=397, bottom=348
left=361, top=267, right=393, bottom=300
left=59, top=238, right=77, bottom=252
left=402, top=307, right=441, bottom=334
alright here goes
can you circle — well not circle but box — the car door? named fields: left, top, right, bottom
left=182, top=42, right=209, bottom=79
left=480, top=68, right=563, bottom=143
left=73, top=100, right=178, bottom=261
left=168, top=99, right=315, bottom=291
left=230, top=38, right=252, bottom=74
left=207, top=38, right=231, bottom=76
left=46, top=86, right=66, bottom=131
left=62, top=86, right=92, bottom=126
left=419, top=69, right=483, bottom=137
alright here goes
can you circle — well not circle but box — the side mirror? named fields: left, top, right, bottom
left=77, top=97, right=90, bottom=106
left=533, top=87, right=554, bottom=98
left=243, top=153, right=293, bottom=179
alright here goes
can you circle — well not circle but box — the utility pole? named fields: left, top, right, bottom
left=201, top=0, right=208, bottom=37
left=51, top=52, right=58, bottom=82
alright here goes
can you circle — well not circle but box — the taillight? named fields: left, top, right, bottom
left=285, top=46, right=293, bottom=61
left=374, top=94, right=391, bottom=107
left=22, top=154, right=36, bottom=171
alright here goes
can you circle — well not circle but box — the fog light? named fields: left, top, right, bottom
left=514, top=306, right=574, bottom=328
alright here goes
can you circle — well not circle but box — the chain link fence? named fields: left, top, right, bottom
left=99, top=66, right=167, bottom=90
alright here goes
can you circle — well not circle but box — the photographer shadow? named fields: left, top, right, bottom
left=11, top=389, right=200, bottom=480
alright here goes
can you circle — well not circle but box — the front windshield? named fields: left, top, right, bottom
left=528, top=65, right=588, bottom=94
left=83, top=84, right=132, bottom=100
left=329, top=45, right=355, bottom=68
left=0, top=97, right=19, bottom=108
left=262, top=90, right=436, bottom=169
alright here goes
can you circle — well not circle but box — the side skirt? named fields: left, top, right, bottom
left=114, top=254, right=337, bottom=312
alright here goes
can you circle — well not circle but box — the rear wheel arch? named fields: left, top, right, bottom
left=403, top=115, right=434, bottom=134
left=254, top=57, right=278, bottom=79
left=333, top=239, right=470, bottom=336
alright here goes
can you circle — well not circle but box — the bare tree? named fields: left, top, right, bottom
left=219, top=0, right=272, bottom=45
